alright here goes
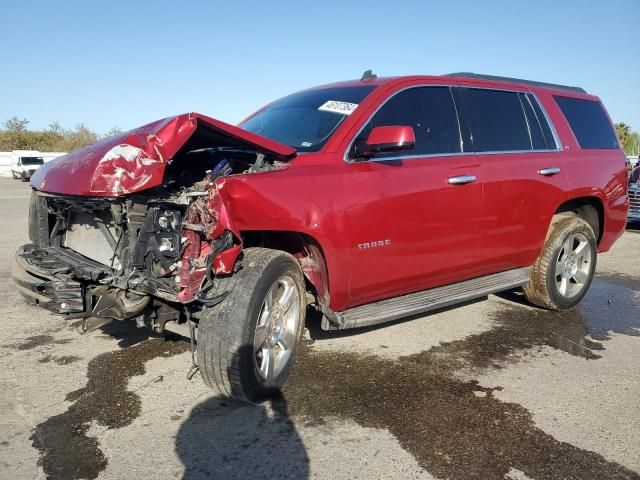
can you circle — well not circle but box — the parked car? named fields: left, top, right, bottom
left=629, top=165, right=640, bottom=222
left=13, top=72, right=629, bottom=403
left=10, top=150, right=44, bottom=181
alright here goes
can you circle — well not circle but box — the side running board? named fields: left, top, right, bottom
left=322, top=267, right=531, bottom=331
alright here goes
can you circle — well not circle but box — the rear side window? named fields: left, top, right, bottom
left=461, top=88, right=531, bottom=152
left=554, top=96, right=618, bottom=149
left=351, top=86, right=461, bottom=158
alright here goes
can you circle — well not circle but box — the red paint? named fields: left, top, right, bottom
left=365, top=125, right=415, bottom=147
left=33, top=75, right=628, bottom=313
left=177, top=178, right=243, bottom=302
left=213, top=245, right=242, bottom=275
left=31, top=113, right=295, bottom=197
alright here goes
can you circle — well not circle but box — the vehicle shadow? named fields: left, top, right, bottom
left=66, top=317, right=160, bottom=347
left=493, top=287, right=532, bottom=307
left=175, top=393, right=309, bottom=480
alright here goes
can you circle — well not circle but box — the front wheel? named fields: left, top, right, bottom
left=523, top=216, right=597, bottom=310
left=197, top=248, right=306, bottom=403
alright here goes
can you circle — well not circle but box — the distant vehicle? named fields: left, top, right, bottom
left=629, top=166, right=640, bottom=222
left=10, top=150, right=44, bottom=181
left=14, top=72, right=629, bottom=403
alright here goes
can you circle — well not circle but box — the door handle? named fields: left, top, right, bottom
left=538, top=167, right=561, bottom=176
left=447, top=175, right=477, bottom=185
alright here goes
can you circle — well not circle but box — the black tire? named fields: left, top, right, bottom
left=197, top=248, right=306, bottom=403
left=20, top=172, right=28, bottom=182
left=523, top=215, right=597, bottom=310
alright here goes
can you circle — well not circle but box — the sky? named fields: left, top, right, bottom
left=1, top=0, right=639, bottom=134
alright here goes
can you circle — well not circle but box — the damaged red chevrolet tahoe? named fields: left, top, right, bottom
left=13, top=73, right=629, bottom=402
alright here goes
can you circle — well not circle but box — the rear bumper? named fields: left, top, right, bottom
left=12, top=245, right=87, bottom=315
left=598, top=193, right=629, bottom=252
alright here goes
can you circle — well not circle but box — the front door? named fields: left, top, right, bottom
left=343, top=86, right=483, bottom=308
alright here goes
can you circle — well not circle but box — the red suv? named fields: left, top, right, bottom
left=13, top=72, right=629, bottom=402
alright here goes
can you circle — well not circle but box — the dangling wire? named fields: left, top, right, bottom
left=185, top=308, right=200, bottom=380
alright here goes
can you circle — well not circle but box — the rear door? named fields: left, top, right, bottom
left=343, top=86, right=484, bottom=307
left=457, top=87, right=568, bottom=270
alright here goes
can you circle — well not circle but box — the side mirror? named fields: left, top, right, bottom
left=355, top=125, right=415, bottom=158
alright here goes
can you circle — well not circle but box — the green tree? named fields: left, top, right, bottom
left=59, top=124, right=99, bottom=151
left=103, top=126, right=124, bottom=139
left=0, top=117, right=31, bottom=149
left=47, top=121, right=66, bottom=137
left=628, top=132, right=640, bottom=156
left=3, top=117, right=29, bottom=133
left=0, top=118, right=100, bottom=152
left=614, top=122, right=640, bottom=155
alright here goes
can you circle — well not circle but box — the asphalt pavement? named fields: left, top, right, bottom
left=0, top=176, right=638, bottom=480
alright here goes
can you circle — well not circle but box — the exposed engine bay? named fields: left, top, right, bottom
left=19, top=144, right=283, bottom=331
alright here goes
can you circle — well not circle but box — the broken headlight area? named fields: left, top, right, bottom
left=18, top=147, right=278, bottom=326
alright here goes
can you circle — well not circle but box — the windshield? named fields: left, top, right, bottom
left=240, top=86, right=376, bottom=152
left=20, top=157, right=44, bottom=166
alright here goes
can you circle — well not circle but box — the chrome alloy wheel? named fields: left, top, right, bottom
left=555, top=232, right=592, bottom=299
left=253, top=275, right=301, bottom=386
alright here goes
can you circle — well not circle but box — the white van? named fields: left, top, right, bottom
left=10, top=150, right=45, bottom=181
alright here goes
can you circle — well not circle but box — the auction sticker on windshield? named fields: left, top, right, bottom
left=318, top=100, right=359, bottom=116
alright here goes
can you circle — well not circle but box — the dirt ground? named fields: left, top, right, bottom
left=0, top=176, right=638, bottom=480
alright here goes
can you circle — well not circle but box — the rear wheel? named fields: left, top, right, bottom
left=197, top=248, right=306, bottom=403
left=523, top=216, right=597, bottom=310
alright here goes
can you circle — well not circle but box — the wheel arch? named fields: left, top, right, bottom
left=241, top=230, right=331, bottom=308
left=554, top=196, right=604, bottom=245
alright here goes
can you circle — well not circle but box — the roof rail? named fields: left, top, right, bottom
left=443, top=72, right=587, bottom=94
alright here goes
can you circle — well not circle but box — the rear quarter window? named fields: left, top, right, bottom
left=554, top=96, right=619, bottom=149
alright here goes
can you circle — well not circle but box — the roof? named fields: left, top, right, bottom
left=310, top=73, right=590, bottom=97
left=443, top=72, right=586, bottom=93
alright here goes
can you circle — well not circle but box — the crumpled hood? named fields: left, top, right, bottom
left=31, top=113, right=296, bottom=197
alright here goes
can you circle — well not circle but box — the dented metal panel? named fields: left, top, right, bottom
left=30, top=113, right=296, bottom=197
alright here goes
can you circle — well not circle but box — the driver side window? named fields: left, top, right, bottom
left=350, top=86, right=462, bottom=159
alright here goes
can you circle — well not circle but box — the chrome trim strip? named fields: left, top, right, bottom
left=474, top=148, right=560, bottom=156
left=449, top=87, right=465, bottom=153
left=528, top=92, right=561, bottom=151
left=358, top=152, right=471, bottom=163
left=343, top=84, right=563, bottom=163
left=518, top=93, right=535, bottom=150
left=362, top=149, right=562, bottom=163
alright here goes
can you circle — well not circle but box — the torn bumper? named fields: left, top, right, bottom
left=12, top=245, right=87, bottom=315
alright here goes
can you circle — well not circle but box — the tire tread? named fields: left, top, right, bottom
left=197, top=247, right=304, bottom=403
left=523, top=215, right=596, bottom=310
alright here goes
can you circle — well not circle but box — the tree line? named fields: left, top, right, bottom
left=615, top=123, right=640, bottom=156
left=0, top=117, right=122, bottom=152
left=1, top=116, right=639, bottom=156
